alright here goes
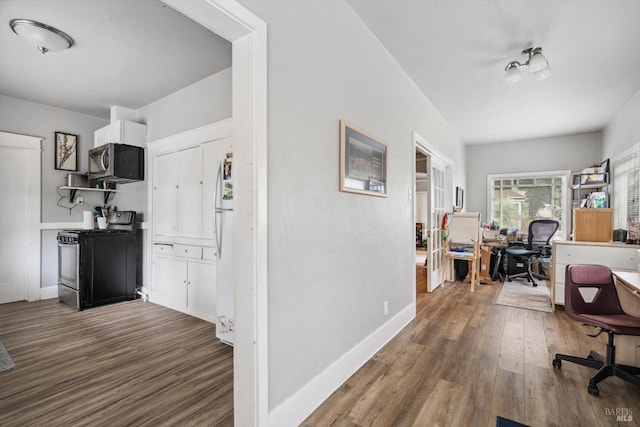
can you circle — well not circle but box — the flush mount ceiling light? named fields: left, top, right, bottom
left=10, top=19, right=74, bottom=54
left=505, top=47, right=551, bottom=84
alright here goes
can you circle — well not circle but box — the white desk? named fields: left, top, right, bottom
left=612, top=270, right=640, bottom=293
left=612, top=270, right=640, bottom=367
left=551, top=240, right=640, bottom=309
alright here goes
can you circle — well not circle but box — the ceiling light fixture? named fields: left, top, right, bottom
left=504, top=47, right=550, bottom=84
left=10, top=19, right=74, bottom=54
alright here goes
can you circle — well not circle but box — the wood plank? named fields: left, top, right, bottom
left=3, top=277, right=640, bottom=427
left=306, top=280, right=640, bottom=426
left=0, top=299, right=233, bottom=426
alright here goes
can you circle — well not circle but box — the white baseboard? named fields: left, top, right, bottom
left=267, top=302, right=415, bottom=427
left=40, top=286, right=58, bottom=300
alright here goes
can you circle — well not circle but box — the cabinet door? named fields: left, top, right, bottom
left=202, top=137, right=232, bottom=239
left=177, top=146, right=203, bottom=236
left=187, top=261, right=217, bottom=317
left=153, top=256, right=188, bottom=306
left=153, top=152, right=179, bottom=235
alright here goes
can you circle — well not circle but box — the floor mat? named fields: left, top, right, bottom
left=495, top=279, right=552, bottom=313
left=0, top=340, right=15, bottom=372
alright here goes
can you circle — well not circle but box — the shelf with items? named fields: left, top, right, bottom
left=57, top=185, right=118, bottom=209
left=571, top=159, right=610, bottom=209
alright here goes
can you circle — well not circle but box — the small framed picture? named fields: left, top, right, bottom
left=55, top=131, right=78, bottom=171
left=339, top=120, right=387, bottom=197
left=456, top=186, right=464, bottom=209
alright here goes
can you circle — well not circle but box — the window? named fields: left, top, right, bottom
left=488, top=171, right=569, bottom=239
left=612, top=146, right=639, bottom=230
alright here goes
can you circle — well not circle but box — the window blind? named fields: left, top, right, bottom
left=613, top=150, right=639, bottom=228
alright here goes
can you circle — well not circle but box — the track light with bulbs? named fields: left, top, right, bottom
left=505, top=47, right=551, bottom=84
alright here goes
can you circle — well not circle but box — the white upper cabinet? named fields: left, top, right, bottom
left=153, top=146, right=203, bottom=238
left=94, top=120, right=147, bottom=148
left=177, top=146, right=204, bottom=237
left=153, top=152, right=179, bottom=236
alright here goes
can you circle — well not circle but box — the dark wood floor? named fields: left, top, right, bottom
left=3, top=279, right=639, bottom=427
left=0, top=299, right=233, bottom=427
left=304, top=279, right=640, bottom=427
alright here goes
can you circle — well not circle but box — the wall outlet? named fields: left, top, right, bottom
left=383, top=300, right=389, bottom=316
left=76, top=196, right=84, bottom=205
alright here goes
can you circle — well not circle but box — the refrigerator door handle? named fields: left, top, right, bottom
left=214, top=210, right=222, bottom=259
left=214, top=162, right=223, bottom=258
left=214, top=161, right=222, bottom=211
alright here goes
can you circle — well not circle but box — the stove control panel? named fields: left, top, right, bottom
left=57, top=233, right=79, bottom=243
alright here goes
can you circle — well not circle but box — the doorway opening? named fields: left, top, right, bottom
left=414, top=133, right=452, bottom=294
left=415, top=151, right=429, bottom=294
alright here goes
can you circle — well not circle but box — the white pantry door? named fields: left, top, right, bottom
left=0, top=131, right=41, bottom=303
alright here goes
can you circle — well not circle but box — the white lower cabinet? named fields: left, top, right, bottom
left=552, top=241, right=639, bottom=307
left=152, top=243, right=217, bottom=322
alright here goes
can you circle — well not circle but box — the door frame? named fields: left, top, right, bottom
left=162, top=1, right=267, bottom=425
left=413, top=131, right=453, bottom=294
left=0, top=131, right=42, bottom=302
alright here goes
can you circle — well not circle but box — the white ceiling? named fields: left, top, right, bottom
left=2, top=1, right=639, bottom=146
left=347, top=0, right=640, bottom=144
left=0, top=0, right=231, bottom=119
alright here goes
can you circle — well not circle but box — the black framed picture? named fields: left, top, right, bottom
left=339, top=120, right=387, bottom=197
left=456, top=186, right=464, bottom=209
left=55, top=131, right=78, bottom=171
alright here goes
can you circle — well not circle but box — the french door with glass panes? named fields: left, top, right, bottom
left=428, top=157, right=447, bottom=291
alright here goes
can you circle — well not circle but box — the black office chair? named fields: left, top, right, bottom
left=505, top=219, right=559, bottom=286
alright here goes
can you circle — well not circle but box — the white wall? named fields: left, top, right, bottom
left=0, top=95, right=110, bottom=222
left=464, top=132, right=601, bottom=218
left=0, top=96, right=110, bottom=291
left=602, top=91, right=640, bottom=159
left=116, top=68, right=233, bottom=218
left=0, top=66, right=232, bottom=293
left=137, top=67, right=232, bottom=142
left=239, top=0, right=464, bottom=414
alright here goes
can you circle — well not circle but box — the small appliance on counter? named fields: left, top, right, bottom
left=58, top=211, right=138, bottom=310
left=613, top=229, right=627, bottom=243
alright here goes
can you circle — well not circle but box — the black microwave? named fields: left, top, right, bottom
left=88, top=143, right=144, bottom=184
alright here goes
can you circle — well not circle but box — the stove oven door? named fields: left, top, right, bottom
left=58, top=240, right=80, bottom=309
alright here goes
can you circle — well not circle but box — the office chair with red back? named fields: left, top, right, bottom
left=552, top=264, right=640, bottom=396
left=505, top=219, right=558, bottom=286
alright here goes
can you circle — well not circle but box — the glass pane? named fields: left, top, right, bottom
left=490, top=173, right=564, bottom=237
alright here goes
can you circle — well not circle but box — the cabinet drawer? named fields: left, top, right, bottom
left=203, top=247, right=217, bottom=261
left=153, top=243, right=174, bottom=255
left=555, top=244, right=638, bottom=269
left=174, top=244, right=202, bottom=260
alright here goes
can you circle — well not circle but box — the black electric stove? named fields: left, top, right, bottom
left=58, top=211, right=138, bottom=310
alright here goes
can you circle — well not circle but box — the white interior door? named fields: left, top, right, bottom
left=0, top=147, right=28, bottom=303
left=428, top=157, right=447, bottom=291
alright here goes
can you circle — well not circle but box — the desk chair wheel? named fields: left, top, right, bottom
left=552, top=358, right=562, bottom=369
left=532, top=282, right=538, bottom=287
left=588, top=381, right=600, bottom=396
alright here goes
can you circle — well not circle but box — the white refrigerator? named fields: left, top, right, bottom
left=215, top=151, right=234, bottom=346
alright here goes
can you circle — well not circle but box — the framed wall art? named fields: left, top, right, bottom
left=339, top=120, right=387, bottom=197
left=456, top=186, right=464, bottom=209
left=55, top=131, right=78, bottom=171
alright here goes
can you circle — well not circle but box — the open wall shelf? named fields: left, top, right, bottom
left=58, top=186, right=119, bottom=204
